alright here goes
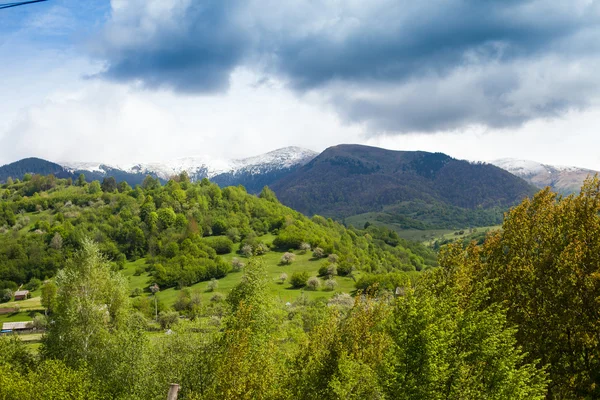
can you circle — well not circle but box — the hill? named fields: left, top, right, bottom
left=490, top=158, right=599, bottom=194
left=271, top=144, right=537, bottom=229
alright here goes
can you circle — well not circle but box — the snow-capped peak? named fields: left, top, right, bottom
left=490, top=158, right=548, bottom=177
left=60, top=147, right=318, bottom=181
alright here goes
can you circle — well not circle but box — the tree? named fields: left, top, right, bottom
left=306, top=276, right=320, bottom=291
left=312, top=247, right=325, bottom=258
left=278, top=273, right=288, bottom=284
left=207, top=278, right=218, bottom=292
left=280, top=252, right=295, bottom=265
left=290, top=271, right=309, bottom=288
left=231, top=257, right=245, bottom=272
left=466, top=178, right=600, bottom=398
left=101, top=177, right=117, bottom=193
left=1, top=288, right=12, bottom=303
left=117, top=181, right=131, bottom=193
left=41, top=238, right=130, bottom=367
left=158, top=311, right=180, bottom=329
left=324, top=279, right=337, bottom=291
left=299, top=242, right=311, bottom=254
left=87, top=181, right=101, bottom=194
left=41, top=281, right=57, bottom=315
left=76, top=173, right=86, bottom=186
left=50, top=232, right=63, bottom=250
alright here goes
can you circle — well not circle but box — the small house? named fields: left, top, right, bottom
left=1, top=321, right=33, bottom=333
left=13, top=290, right=29, bottom=301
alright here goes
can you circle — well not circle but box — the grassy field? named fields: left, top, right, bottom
left=125, top=235, right=359, bottom=307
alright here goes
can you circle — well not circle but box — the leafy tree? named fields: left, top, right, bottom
left=41, top=281, right=58, bottom=314
left=42, top=238, right=130, bottom=367
left=280, top=252, right=295, bottom=265
left=467, top=178, right=600, bottom=398
left=87, top=181, right=101, bottom=194
left=306, top=276, right=320, bottom=290
left=101, top=177, right=117, bottom=193
left=76, top=173, right=86, bottom=186
left=290, top=271, right=309, bottom=288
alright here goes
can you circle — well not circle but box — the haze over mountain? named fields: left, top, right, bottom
left=490, top=158, right=599, bottom=194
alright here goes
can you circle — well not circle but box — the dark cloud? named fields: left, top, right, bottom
left=95, top=0, right=249, bottom=93
left=95, top=0, right=600, bottom=131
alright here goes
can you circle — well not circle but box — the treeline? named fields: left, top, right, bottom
left=0, top=173, right=436, bottom=293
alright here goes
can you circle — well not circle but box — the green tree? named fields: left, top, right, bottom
left=41, top=281, right=58, bottom=315
left=76, top=173, right=86, bottom=186
left=471, top=178, right=600, bottom=398
left=41, top=238, right=130, bottom=367
left=101, top=177, right=117, bottom=193
left=87, top=181, right=101, bottom=194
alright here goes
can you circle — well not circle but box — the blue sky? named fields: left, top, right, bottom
left=1, top=0, right=600, bottom=169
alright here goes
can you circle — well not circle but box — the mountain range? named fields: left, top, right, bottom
left=489, top=158, right=599, bottom=194
left=1, top=144, right=597, bottom=231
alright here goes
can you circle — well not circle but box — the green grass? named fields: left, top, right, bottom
left=122, top=235, right=358, bottom=308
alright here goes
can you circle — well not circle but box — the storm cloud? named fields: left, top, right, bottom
left=95, top=0, right=600, bottom=132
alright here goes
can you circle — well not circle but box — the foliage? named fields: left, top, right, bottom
left=290, top=271, right=309, bottom=288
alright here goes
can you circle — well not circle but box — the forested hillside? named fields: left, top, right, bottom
left=1, top=173, right=600, bottom=399
left=272, top=144, right=537, bottom=229
left=0, top=173, right=434, bottom=293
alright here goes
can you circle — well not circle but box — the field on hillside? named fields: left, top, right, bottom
left=124, top=234, right=359, bottom=306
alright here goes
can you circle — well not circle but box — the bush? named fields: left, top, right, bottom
left=210, top=292, right=225, bottom=302
left=241, top=244, right=253, bottom=257
left=299, top=242, right=311, bottom=254
left=231, top=257, right=245, bottom=272
left=280, top=252, right=296, bottom=265
left=131, top=287, right=143, bottom=297
left=307, top=276, right=320, bottom=291
left=254, top=243, right=269, bottom=255
left=158, top=311, right=180, bottom=329
left=312, top=247, right=325, bottom=258
left=327, top=254, right=339, bottom=264
left=290, top=271, right=309, bottom=288
left=134, top=265, right=145, bottom=276
left=25, top=278, right=42, bottom=291
left=278, top=273, right=288, bottom=284
left=207, top=278, right=219, bottom=292
left=1, top=288, right=13, bottom=303
left=207, top=237, right=234, bottom=255
left=324, top=279, right=338, bottom=291
left=328, top=293, right=355, bottom=309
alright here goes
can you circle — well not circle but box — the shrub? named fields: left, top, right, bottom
left=254, top=243, right=269, bottom=255
left=290, top=271, right=309, bottom=288
left=134, top=265, right=145, bottom=276
left=241, top=244, right=253, bottom=257
left=328, top=293, right=355, bottom=309
left=307, top=276, right=321, bottom=291
left=207, top=237, right=234, bottom=255
left=325, top=279, right=338, bottom=291
left=312, top=247, right=325, bottom=259
left=327, top=254, right=339, bottom=264
left=278, top=273, right=288, bottom=284
left=280, top=252, right=296, bottom=265
left=207, top=278, right=219, bottom=292
left=210, top=292, right=225, bottom=302
left=158, top=311, right=180, bottom=329
left=25, top=278, right=42, bottom=291
left=299, top=242, right=311, bottom=254
left=131, top=287, right=143, bottom=297
left=1, top=288, right=13, bottom=303
left=231, top=257, right=245, bottom=272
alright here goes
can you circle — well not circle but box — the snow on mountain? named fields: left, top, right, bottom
left=490, top=158, right=599, bottom=194
left=61, top=147, right=318, bottom=181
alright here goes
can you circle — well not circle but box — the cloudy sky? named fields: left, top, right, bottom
left=1, top=0, right=600, bottom=169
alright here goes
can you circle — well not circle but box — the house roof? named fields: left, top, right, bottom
left=14, top=290, right=29, bottom=297
left=2, top=321, right=32, bottom=330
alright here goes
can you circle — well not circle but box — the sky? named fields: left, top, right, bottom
left=1, top=0, right=600, bottom=169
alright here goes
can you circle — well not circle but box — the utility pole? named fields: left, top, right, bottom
left=150, top=283, right=160, bottom=321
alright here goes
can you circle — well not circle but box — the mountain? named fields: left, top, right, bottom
left=271, top=144, right=537, bottom=228
left=0, top=147, right=318, bottom=192
left=0, top=157, right=72, bottom=182
left=490, top=158, right=599, bottom=194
